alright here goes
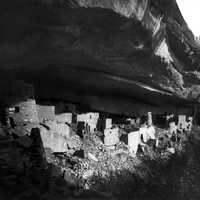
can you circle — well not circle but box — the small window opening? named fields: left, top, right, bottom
left=15, top=106, right=20, bottom=113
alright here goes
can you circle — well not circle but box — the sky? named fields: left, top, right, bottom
left=177, top=0, right=200, bottom=36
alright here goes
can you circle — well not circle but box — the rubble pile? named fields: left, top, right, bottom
left=0, top=115, right=199, bottom=200
left=47, top=125, right=190, bottom=193
left=0, top=128, right=88, bottom=200
left=0, top=82, right=198, bottom=199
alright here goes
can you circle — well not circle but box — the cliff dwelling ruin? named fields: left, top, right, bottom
left=1, top=1, right=200, bottom=199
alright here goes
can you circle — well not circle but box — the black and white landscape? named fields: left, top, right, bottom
left=1, top=1, right=200, bottom=199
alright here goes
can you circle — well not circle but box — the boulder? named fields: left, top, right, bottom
left=17, top=135, right=33, bottom=148
left=82, top=169, right=94, bottom=180
left=87, top=152, right=98, bottom=162
left=64, top=169, right=78, bottom=187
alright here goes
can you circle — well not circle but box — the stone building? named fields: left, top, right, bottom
left=37, top=105, right=55, bottom=122
left=55, top=113, right=72, bottom=124
left=104, top=127, right=119, bottom=146
left=0, top=80, right=39, bottom=127
left=77, top=112, right=99, bottom=133
left=128, top=131, right=141, bottom=155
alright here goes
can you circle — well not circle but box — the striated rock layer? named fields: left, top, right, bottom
left=0, top=0, right=200, bottom=114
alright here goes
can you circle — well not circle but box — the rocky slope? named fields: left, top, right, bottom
left=0, top=0, right=200, bottom=114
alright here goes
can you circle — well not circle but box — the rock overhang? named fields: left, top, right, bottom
left=0, top=0, right=200, bottom=115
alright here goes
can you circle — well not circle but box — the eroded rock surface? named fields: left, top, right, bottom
left=0, top=0, right=200, bottom=114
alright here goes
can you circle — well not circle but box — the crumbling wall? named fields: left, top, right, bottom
left=37, top=104, right=55, bottom=122
left=40, top=127, right=69, bottom=152
left=12, top=99, right=39, bottom=125
left=55, top=113, right=72, bottom=124
left=40, top=121, right=72, bottom=152
left=104, top=127, right=119, bottom=146
left=77, top=112, right=99, bottom=132
left=0, top=80, right=39, bottom=126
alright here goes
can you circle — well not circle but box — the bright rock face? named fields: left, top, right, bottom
left=155, top=38, right=173, bottom=63
left=74, top=0, right=148, bottom=20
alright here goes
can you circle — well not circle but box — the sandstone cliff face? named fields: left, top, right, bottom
left=0, top=0, right=200, bottom=114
